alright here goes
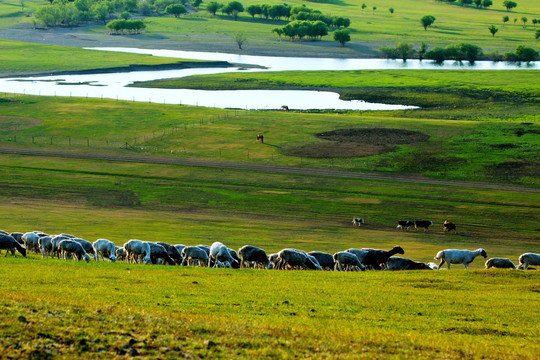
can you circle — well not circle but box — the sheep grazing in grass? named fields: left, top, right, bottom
left=518, top=253, right=540, bottom=270
left=268, top=253, right=279, bottom=269
left=362, top=246, right=405, bottom=270
left=71, top=238, right=96, bottom=260
left=93, top=239, right=117, bottom=262
left=123, top=239, right=151, bottom=264
left=238, top=245, right=272, bottom=269
left=385, top=257, right=431, bottom=271
left=181, top=246, right=209, bottom=267
left=51, top=235, right=73, bottom=259
left=58, top=240, right=90, bottom=263
left=115, top=246, right=127, bottom=261
left=228, top=248, right=241, bottom=269
left=196, top=244, right=211, bottom=255
left=22, top=232, right=41, bottom=253
left=276, top=249, right=321, bottom=270
left=346, top=248, right=369, bottom=265
left=0, top=234, right=26, bottom=257
left=148, top=243, right=175, bottom=265
left=38, top=236, right=53, bottom=258
left=485, top=257, right=516, bottom=269
left=333, top=251, right=365, bottom=271
left=157, top=242, right=183, bottom=265
left=209, top=242, right=239, bottom=268
left=308, top=251, right=335, bottom=271
left=0, top=230, right=8, bottom=235
left=434, top=248, right=487, bottom=270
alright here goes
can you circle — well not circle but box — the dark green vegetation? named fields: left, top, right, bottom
left=1, top=258, right=539, bottom=359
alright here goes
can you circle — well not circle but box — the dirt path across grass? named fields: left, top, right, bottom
left=0, top=147, right=538, bottom=193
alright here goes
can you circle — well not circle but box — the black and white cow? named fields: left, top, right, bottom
left=415, top=220, right=434, bottom=232
left=397, top=220, right=414, bottom=231
left=352, top=218, right=364, bottom=227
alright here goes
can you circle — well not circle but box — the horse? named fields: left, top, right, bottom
left=256, top=133, right=264, bottom=143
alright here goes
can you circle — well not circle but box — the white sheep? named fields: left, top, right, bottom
left=123, top=239, right=151, bottom=264
left=22, top=232, right=41, bottom=253
left=93, top=239, right=117, bottom=262
left=485, top=257, right=516, bottom=269
left=346, top=248, right=369, bottom=265
left=38, top=236, right=53, bottom=258
left=426, top=262, right=439, bottom=270
left=71, top=238, right=96, bottom=260
left=209, top=242, right=238, bottom=268
left=58, top=240, right=91, bottom=263
left=115, top=246, right=127, bottom=261
left=276, top=249, right=321, bottom=270
left=181, top=246, right=209, bottom=266
left=434, top=248, right=487, bottom=269
left=333, top=251, right=365, bottom=271
left=268, top=253, right=279, bottom=269
left=518, top=253, right=540, bottom=270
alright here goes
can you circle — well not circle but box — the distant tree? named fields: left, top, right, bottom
left=191, top=0, right=203, bottom=9
left=458, top=0, right=472, bottom=6
left=372, top=6, right=376, bottom=13
left=514, top=17, right=517, bottom=24
left=420, top=15, right=436, bottom=30
left=272, top=27, right=284, bottom=40
left=119, top=11, right=131, bottom=19
left=396, top=42, right=416, bottom=61
left=333, top=29, right=350, bottom=47
left=260, top=4, right=269, bottom=19
left=234, top=32, right=247, bottom=49
left=205, top=1, right=222, bottom=16
left=489, top=24, right=498, bottom=37
left=447, top=43, right=482, bottom=63
left=532, top=19, right=538, bottom=28
left=361, top=3, right=366, bottom=10
left=92, top=1, right=110, bottom=23
left=502, top=15, right=509, bottom=25
left=502, top=0, right=517, bottom=11
left=474, top=0, right=482, bottom=7
left=425, top=47, right=446, bottom=63
left=521, top=17, right=527, bottom=28
left=536, top=29, right=540, bottom=41
left=166, top=3, right=187, bottom=17
left=224, top=1, right=243, bottom=20
left=482, top=0, right=492, bottom=7
left=389, top=8, right=394, bottom=14
left=418, top=42, right=427, bottom=61
left=379, top=46, right=399, bottom=59
left=246, top=4, right=260, bottom=18
left=515, top=45, right=538, bottom=63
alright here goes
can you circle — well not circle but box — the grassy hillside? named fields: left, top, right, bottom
left=1, top=258, right=538, bottom=359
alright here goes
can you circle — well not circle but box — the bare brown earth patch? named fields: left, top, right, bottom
left=286, top=128, right=430, bottom=158
left=0, top=116, right=41, bottom=132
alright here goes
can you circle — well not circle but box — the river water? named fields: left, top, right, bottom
left=1, top=47, right=536, bottom=110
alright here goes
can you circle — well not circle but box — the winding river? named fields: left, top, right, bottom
left=0, top=47, right=537, bottom=110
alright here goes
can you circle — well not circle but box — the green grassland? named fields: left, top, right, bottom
left=85, top=0, right=539, bottom=56
left=0, top=0, right=42, bottom=28
left=0, top=39, right=210, bottom=77
left=1, top=257, right=539, bottom=359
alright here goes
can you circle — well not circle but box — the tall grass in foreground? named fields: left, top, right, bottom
left=0, top=257, right=538, bottom=359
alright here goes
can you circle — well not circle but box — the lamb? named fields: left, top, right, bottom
left=238, top=245, right=272, bottom=269
left=308, top=251, right=335, bottom=271
left=0, top=234, right=26, bottom=257
left=209, top=242, right=239, bottom=268
left=71, top=238, right=96, bottom=260
left=123, top=239, right=151, bottom=264
left=518, top=253, right=540, bottom=270
left=181, top=246, right=209, bottom=267
left=93, top=239, right=117, bottom=262
left=485, top=257, right=516, bottom=269
left=385, top=257, right=431, bottom=271
left=157, top=242, right=183, bottom=265
left=426, top=262, right=439, bottom=270
left=333, top=251, right=365, bottom=271
left=115, top=246, right=127, bottom=261
left=434, top=248, right=487, bottom=269
left=38, top=236, right=53, bottom=258
left=276, top=249, right=321, bottom=270
left=362, top=246, right=405, bottom=270
left=57, top=240, right=91, bottom=263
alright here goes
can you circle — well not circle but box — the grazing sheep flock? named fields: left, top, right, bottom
left=1, top=229, right=537, bottom=272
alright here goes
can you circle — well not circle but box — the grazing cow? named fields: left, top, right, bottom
left=281, top=105, right=289, bottom=112
left=397, top=220, right=414, bottom=231
left=443, top=221, right=457, bottom=233
left=256, top=133, right=264, bottom=143
left=352, top=218, right=364, bottom=227
left=415, top=220, right=434, bottom=232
